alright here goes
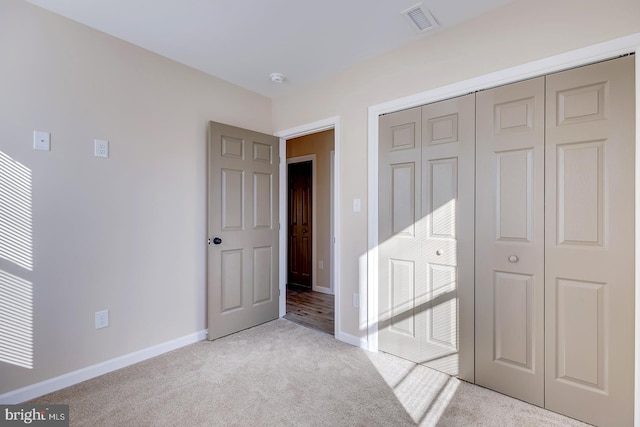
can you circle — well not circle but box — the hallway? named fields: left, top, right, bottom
left=284, top=287, right=334, bottom=335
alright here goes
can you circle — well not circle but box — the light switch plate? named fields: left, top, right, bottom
left=353, top=293, right=360, bottom=308
left=33, top=131, right=50, bottom=151
left=94, top=139, right=109, bottom=158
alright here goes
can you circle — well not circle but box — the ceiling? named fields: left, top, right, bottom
left=24, top=0, right=516, bottom=98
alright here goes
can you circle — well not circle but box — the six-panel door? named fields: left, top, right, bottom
left=207, top=121, right=279, bottom=340
left=475, top=77, right=545, bottom=406
left=544, top=56, right=635, bottom=427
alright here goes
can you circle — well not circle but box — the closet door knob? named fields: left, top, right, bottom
left=436, top=250, right=443, bottom=256
left=508, top=255, right=519, bottom=263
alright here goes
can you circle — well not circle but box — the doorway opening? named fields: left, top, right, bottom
left=279, top=127, right=337, bottom=336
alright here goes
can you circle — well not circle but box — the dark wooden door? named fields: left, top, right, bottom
left=288, top=161, right=312, bottom=288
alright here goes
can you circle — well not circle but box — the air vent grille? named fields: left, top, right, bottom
left=402, top=4, right=438, bottom=33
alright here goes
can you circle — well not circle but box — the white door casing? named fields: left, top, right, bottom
left=287, top=154, right=324, bottom=293
left=274, top=117, right=343, bottom=342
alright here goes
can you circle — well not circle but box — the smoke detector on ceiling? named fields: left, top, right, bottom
left=401, top=3, right=439, bottom=33
left=270, top=73, right=286, bottom=83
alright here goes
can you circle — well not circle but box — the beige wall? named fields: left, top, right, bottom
left=4, top=0, right=640, bottom=398
left=0, top=0, right=272, bottom=394
left=286, top=130, right=334, bottom=292
left=272, top=0, right=640, bottom=339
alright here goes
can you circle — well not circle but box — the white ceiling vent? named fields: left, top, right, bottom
left=401, top=3, right=438, bottom=33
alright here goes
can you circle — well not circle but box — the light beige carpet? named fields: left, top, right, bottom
left=30, top=319, right=587, bottom=426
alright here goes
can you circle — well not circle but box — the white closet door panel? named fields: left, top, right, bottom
left=421, top=93, right=475, bottom=381
left=545, top=55, right=635, bottom=427
left=476, top=77, right=545, bottom=406
left=378, top=107, right=427, bottom=364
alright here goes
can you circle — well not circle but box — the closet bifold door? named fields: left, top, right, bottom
left=421, top=94, right=475, bottom=381
left=475, top=77, right=546, bottom=406
left=545, top=55, right=635, bottom=427
left=378, top=94, right=475, bottom=382
left=378, top=106, right=424, bottom=368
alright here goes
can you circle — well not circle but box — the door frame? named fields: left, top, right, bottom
left=275, top=117, right=340, bottom=337
left=367, top=33, right=640, bottom=410
left=286, top=155, right=321, bottom=292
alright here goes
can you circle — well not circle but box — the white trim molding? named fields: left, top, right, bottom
left=367, top=32, right=640, bottom=424
left=0, top=330, right=207, bottom=404
left=274, top=117, right=338, bottom=139
left=337, top=330, right=368, bottom=349
left=635, top=47, right=640, bottom=427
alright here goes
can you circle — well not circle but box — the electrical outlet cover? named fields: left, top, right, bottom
left=95, top=309, right=109, bottom=329
left=94, top=139, right=109, bottom=158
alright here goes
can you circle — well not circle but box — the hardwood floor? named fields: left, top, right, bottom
left=284, top=287, right=334, bottom=335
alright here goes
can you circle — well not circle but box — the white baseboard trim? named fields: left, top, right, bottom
left=312, top=285, right=334, bottom=295
left=337, top=330, right=367, bottom=349
left=0, top=329, right=208, bottom=404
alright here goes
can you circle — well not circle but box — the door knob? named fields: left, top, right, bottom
left=508, top=255, right=519, bottom=263
left=303, top=229, right=308, bottom=233
left=436, top=250, right=443, bottom=256
left=212, top=237, right=222, bottom=245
